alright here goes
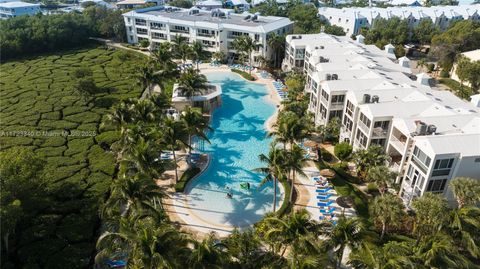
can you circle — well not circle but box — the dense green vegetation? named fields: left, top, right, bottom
left=0, top=47, right=146, bottom=268
left=231, top=68, right=256, bottom=80
left=0, top=6, right=125, bottom=60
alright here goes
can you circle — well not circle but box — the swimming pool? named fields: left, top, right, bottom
left=185, top=72, right=283, bottom=228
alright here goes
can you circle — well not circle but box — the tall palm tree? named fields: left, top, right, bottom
left=285, top=144, right=308, bottom=203
left=102, top=101, right=135, bottom=135
left=267, top=33, right=285, bottom=68
left=448, top=206, right=480, bottom=258
left=151, top=42, right=178, bottom=89
left=351, top=145, right=390, bottom=179
left=136, top=64, right=159, bottom=96
left=253, top=142, right=288, bottom=212
left=348, top=241, right=417, bottom=269
left=222, top=229, right=266, bottom=268
left=232, top=35, right=263, bottom=74
left=366, top=166, right=398, bottom=196
left=162, top=117, right=189, bottom=183
left=270, top=111, right=311, bottom=150
left=120, top=137, right=165, bottom=179
left=370, top=194, right=406, bottom=239
left=190, top=40, right=207, bottom=70
left=149, top=92, right=171, bottom=119
left=97, top=218, right=188, bottom=269
left=132, top=99, right=156, bottom=123
left=324, top=216, right=367, bottom=269
left=181, top=106, right=212, bottom=157
left=264, top=209, right=321, bottom=257
left=411, top=193, right=449, bottom=244
left=103, top=173, right=164, bottom=218
left=448, top=177, right=480, bottom=208
left=176, top=68, right=209, bottom=107
left=188, top=233, right=226, bottom=269
left=415, top=233, right=469, bottom=269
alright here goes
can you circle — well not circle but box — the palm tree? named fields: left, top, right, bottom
left=351, top=145, right=390, bottom=179
left=97, top=218, right=188, bottom=269
left=191, top=40, right=207, bottom=70
left=232, top=35, right=263, bottom=74
left=267, top=33, right=285, bottom=68
left=415, top=233, right=469, bottom=269
left=411, top=193, right=449, bottom=244
left=264, top=209, right=321, bottom=257
left=103, top=173, right=164, bottom=218
left=120, top=137, right=165, bottom=179
left=102, top=101, right=135, bottom=135
left=176, top=68, right=209, bottom=107
left=366, top=166, right=397, bottom=196
left=370, top=194, right=406, bottom=239
left=211, top=51, right=225, bottom=63
left=348, top=241, right=417, bottom=269
left=448, top=206, right=480, bottom=258
left=181, top=106, right=211, bottom=157
left=149, top=92, right=171, bottom=119
left=253, top=142, right=288, bottom=212
left=151, top=42, right=178, bottom=89
left=324, top=216, right=367, bottom=269
left=222, top=229, right=266, bottom=268
left=285, top=144, right=308, bottom=203
left=270, top=111, right=311, bottom=150
left=132, top=99, right=156, bottom=123
left=162, top=117, right=189, bottom=183
left=136, top=64, right=159, bottom=96
left=256, top=55, right=269, bottom=70
left=448, top=177, right=480, bottom=208
left=188, top=233, right=226, bottom=269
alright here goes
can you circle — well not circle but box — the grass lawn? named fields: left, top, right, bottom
left=317, top=161, right=370, bottom=219
left=0, top=46, right=146, bottom=268
left=438, top=78, right=474, bottom=99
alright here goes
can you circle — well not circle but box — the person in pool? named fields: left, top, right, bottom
left=247, top=182, right=250, bottom=189
left=226, top=192, right=233, bottom=199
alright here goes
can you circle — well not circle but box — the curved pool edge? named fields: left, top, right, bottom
left=168, top=68, right=286, bottom=236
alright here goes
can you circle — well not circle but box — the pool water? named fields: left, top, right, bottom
left=185, top=72, right=283, bottom=228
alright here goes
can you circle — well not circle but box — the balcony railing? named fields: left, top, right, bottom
left=170, top=29, right=189, bottom=34
left=135, top=22, right=147, bottom=26
left=197, top=32, right=215, bottom=37
left=357, top=121, right=370, bottom=134
left=389, top=135, right=406, bottom=152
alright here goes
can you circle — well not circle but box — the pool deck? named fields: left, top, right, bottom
left=160, top=65, right=283, bottom=238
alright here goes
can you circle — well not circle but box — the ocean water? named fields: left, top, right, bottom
left=184, top=72, right=283, bottom=228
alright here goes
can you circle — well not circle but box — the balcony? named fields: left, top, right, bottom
left=197, top=32, right=215, bottom=38
left=388, top=161, right=400, bottom=172
left=357, top=121, right=370, bottom=134
left=389, top=135, right=406, bottom=153
left=151, top=26, right=166, bottom=31
left=170, top=29, right=189, bottom=34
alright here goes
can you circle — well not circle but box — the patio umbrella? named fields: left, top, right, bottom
left=320, top=169, right=336, bottom=179
left=303, top=140, right=318, bottom=148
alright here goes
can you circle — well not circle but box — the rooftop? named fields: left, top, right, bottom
left=124, top=6, right=292, bottom=32
left=0, top=1, right=39, bottom=7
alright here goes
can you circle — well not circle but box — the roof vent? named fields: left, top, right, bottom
left=415, top=121, right=427, bottom=135
left=372, top=95, right=379, bottom=103
left=244, top=14, right=251, bottom=20
left=332, top=74, right=338, bottom=80
left=326, top=74, right=332, bottom=81
left=427, top=125, right=437, bottom=135
left=363, top=94, right=371, bottom=104
left=251, top=15, right=258, bottom=21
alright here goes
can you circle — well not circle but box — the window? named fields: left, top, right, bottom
left=371, top=138, right=386, bottom=147
left=343, top=116, right=353, bottom=131
left=320, top=104, right=327, bottom=119
left=346, top=100, right=354, bottom=116
left=150, top=22, right=164, bottom=29
left=331, top=95, right=345, bottom=104
left=355, top=129, right=368, bottom=147
left=128, top=26, right=132, bottom=32
left=254, top=34, right=260, bottom=41
left=412, top=146, right=431, bottom=172
left=229, top=31, right=247, bottom=38
left=329, top=110, right=342, bottom=119
left=426, top=178, right=447, bottom=192
left=432, top=158, right=454, bottom=176
left=172, top=25, right=189, bottom=33
left=152, top=32, right=165, bottom=39
left=136, top=28, right=148, bottom=35
left=405, top=165, right=424, bottom=189
left=359, top=112, right=371, bottom=129
left=321, top=89, right=329, bottom=101
left=135, top=19, right=146, bottom=26
left=374, top=121, right=389, bottom=130
left=198, top=29, right=214, bottom=36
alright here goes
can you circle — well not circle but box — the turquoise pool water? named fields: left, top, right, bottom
left=185, top=72, right=283, bottom=228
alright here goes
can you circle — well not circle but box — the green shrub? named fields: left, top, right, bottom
left=175, top=166, right=201, bottom=192
left=320, top=148, right=334, bottom=162
left=276, top=179, right=292, bottom=217
left=367, top=182, right=379, bottom=194
left=440, top=70, right=450, bottom=78
left=96, top=130, right=120, bottom=146
left=88, top=145, right=115, bottom=175
left=231, top=69, right=256, bottom=81
left=334, top=142, right=353, bottom=162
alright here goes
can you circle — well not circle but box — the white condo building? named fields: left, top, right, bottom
left=283, top=33, right=480, bottom=206
left=123, top=6, right=293, bottom=63
left=318, top=5, right=480, bottom=36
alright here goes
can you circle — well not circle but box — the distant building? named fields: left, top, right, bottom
left=283, top=33, right=480, bottom=207
left=195, top=0, right=223, bottom=10
left=225, top=0, right=250, bottom=11
left=318, top=5, right=480, bottom=36
left=451, top=49, right=480, bottom=88
left=116, top=0, right=162, bottom=9
left=123, top=6, right=293, bottom=64
left=0, top=1, right=40, bottom=19
left=79, top=0, right=117, bottom=9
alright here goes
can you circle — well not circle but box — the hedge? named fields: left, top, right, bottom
left=231, top=69, right=256, bottom=81
left=174, top=166, right=201, bottom=192
left=275, top=179, right=292, bottom=217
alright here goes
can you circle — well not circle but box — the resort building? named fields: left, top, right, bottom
left=283, top=33, right=480, bottom=206
left=122, top=6, right=293, bottom=63
left=450, top=49, right=480, bottom=88
left=171, top=83, right=222, bottom=112
left=0, top=1, right=40, bottom=19
left=195, top=0, right=223, bottom=10
left=116, top=0, right=163, bottom=9
left=318, top=5, right=480, bottom=36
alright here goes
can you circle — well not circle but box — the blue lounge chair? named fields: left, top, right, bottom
left=317, top=200, right=333, bottom=207
left=320, top=207, right=336, bottom=214
left=106, top=259, right=127, bottom=268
